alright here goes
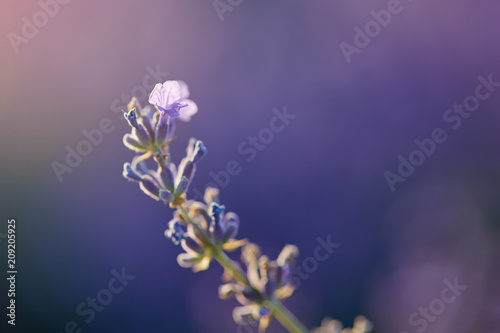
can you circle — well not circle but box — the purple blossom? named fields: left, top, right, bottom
left=148, top=80, right=198, bottom=121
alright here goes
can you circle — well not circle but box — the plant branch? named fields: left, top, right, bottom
left=176, top=205, right=309, bottom=333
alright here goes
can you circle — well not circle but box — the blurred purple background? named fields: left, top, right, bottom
left=1, top=0, right=500, bottom=332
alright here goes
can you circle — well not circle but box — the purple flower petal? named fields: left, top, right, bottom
left=177, top=80, right=190, bottom=100
left=178, top=99, right=198, bottom=122
left=148, top=80, right=198, bottom=121
left=148, top=81, right=182, bottom=112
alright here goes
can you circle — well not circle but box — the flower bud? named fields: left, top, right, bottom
left=124, top=109, right=151, bottom=145
left=181, top=237, right=204, bottom=255
left=139, top=116, right=155, bottom=140
left=278, top=264, right=292, bottom=286
left=165, top=220, right=185, bottom=245
left=177, top=252, right=202, bottom=268
left=210, top=223, right=224, bottom=245
left=222, top=212, right=239, bottom=242
left=204, top=187, right=219, bottom=205
left=268, top=264, right=284, bottom=287
left=232, top=305, right=260, bottom=324
left=190, top=140, right=207, bottom=163
left=159, top=189, right=174, bottom=203
left=155, top=112, right=172, bottom=147
left=159, top=165, right=175, bottom=192
left=209, top=203, right=225, bottom=225
left=180, top=160, right=195, bottom=182
left=122, top=163, right=142, bottom=182
left=241, top=244, right=260, bottom=266
left=218, top=283, right=237, bottom=299
left=175, top=176, right=189, bottom=196
left=277, top=245, right=299, bottom=266
left=139, top=175, right=160, bottom=200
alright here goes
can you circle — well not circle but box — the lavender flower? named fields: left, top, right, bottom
left=122, top=80, right=196, bottom=155
left=165, top=220, right=186, bottom=245
left=121, top=79, right=371, bottom=333
left=149, top=80, right=198, bottom=121
left=219, top=243, right=298, bottom=331
left=123, top=108, right=152, bottom=151
left=122, top=140, right=206, bottom=206
left=122, top=81, right=205, bottom=204
left=165, top=187, right=247, bottom=272
left=122, top=162, right=161, bottom=200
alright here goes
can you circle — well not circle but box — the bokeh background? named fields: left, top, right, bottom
left=1, top=0, right=500, bottom=332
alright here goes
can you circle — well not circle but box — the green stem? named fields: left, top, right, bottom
left=178, top=205, right=207, bottom=243
left=176, top=205, right=309, bottom=333
left=213, top=249, right=250, bottom=285
left=265, top=299, right=309, bottom=333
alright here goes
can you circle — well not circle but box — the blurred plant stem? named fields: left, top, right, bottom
left=177, top=206, right=309, bottom=333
